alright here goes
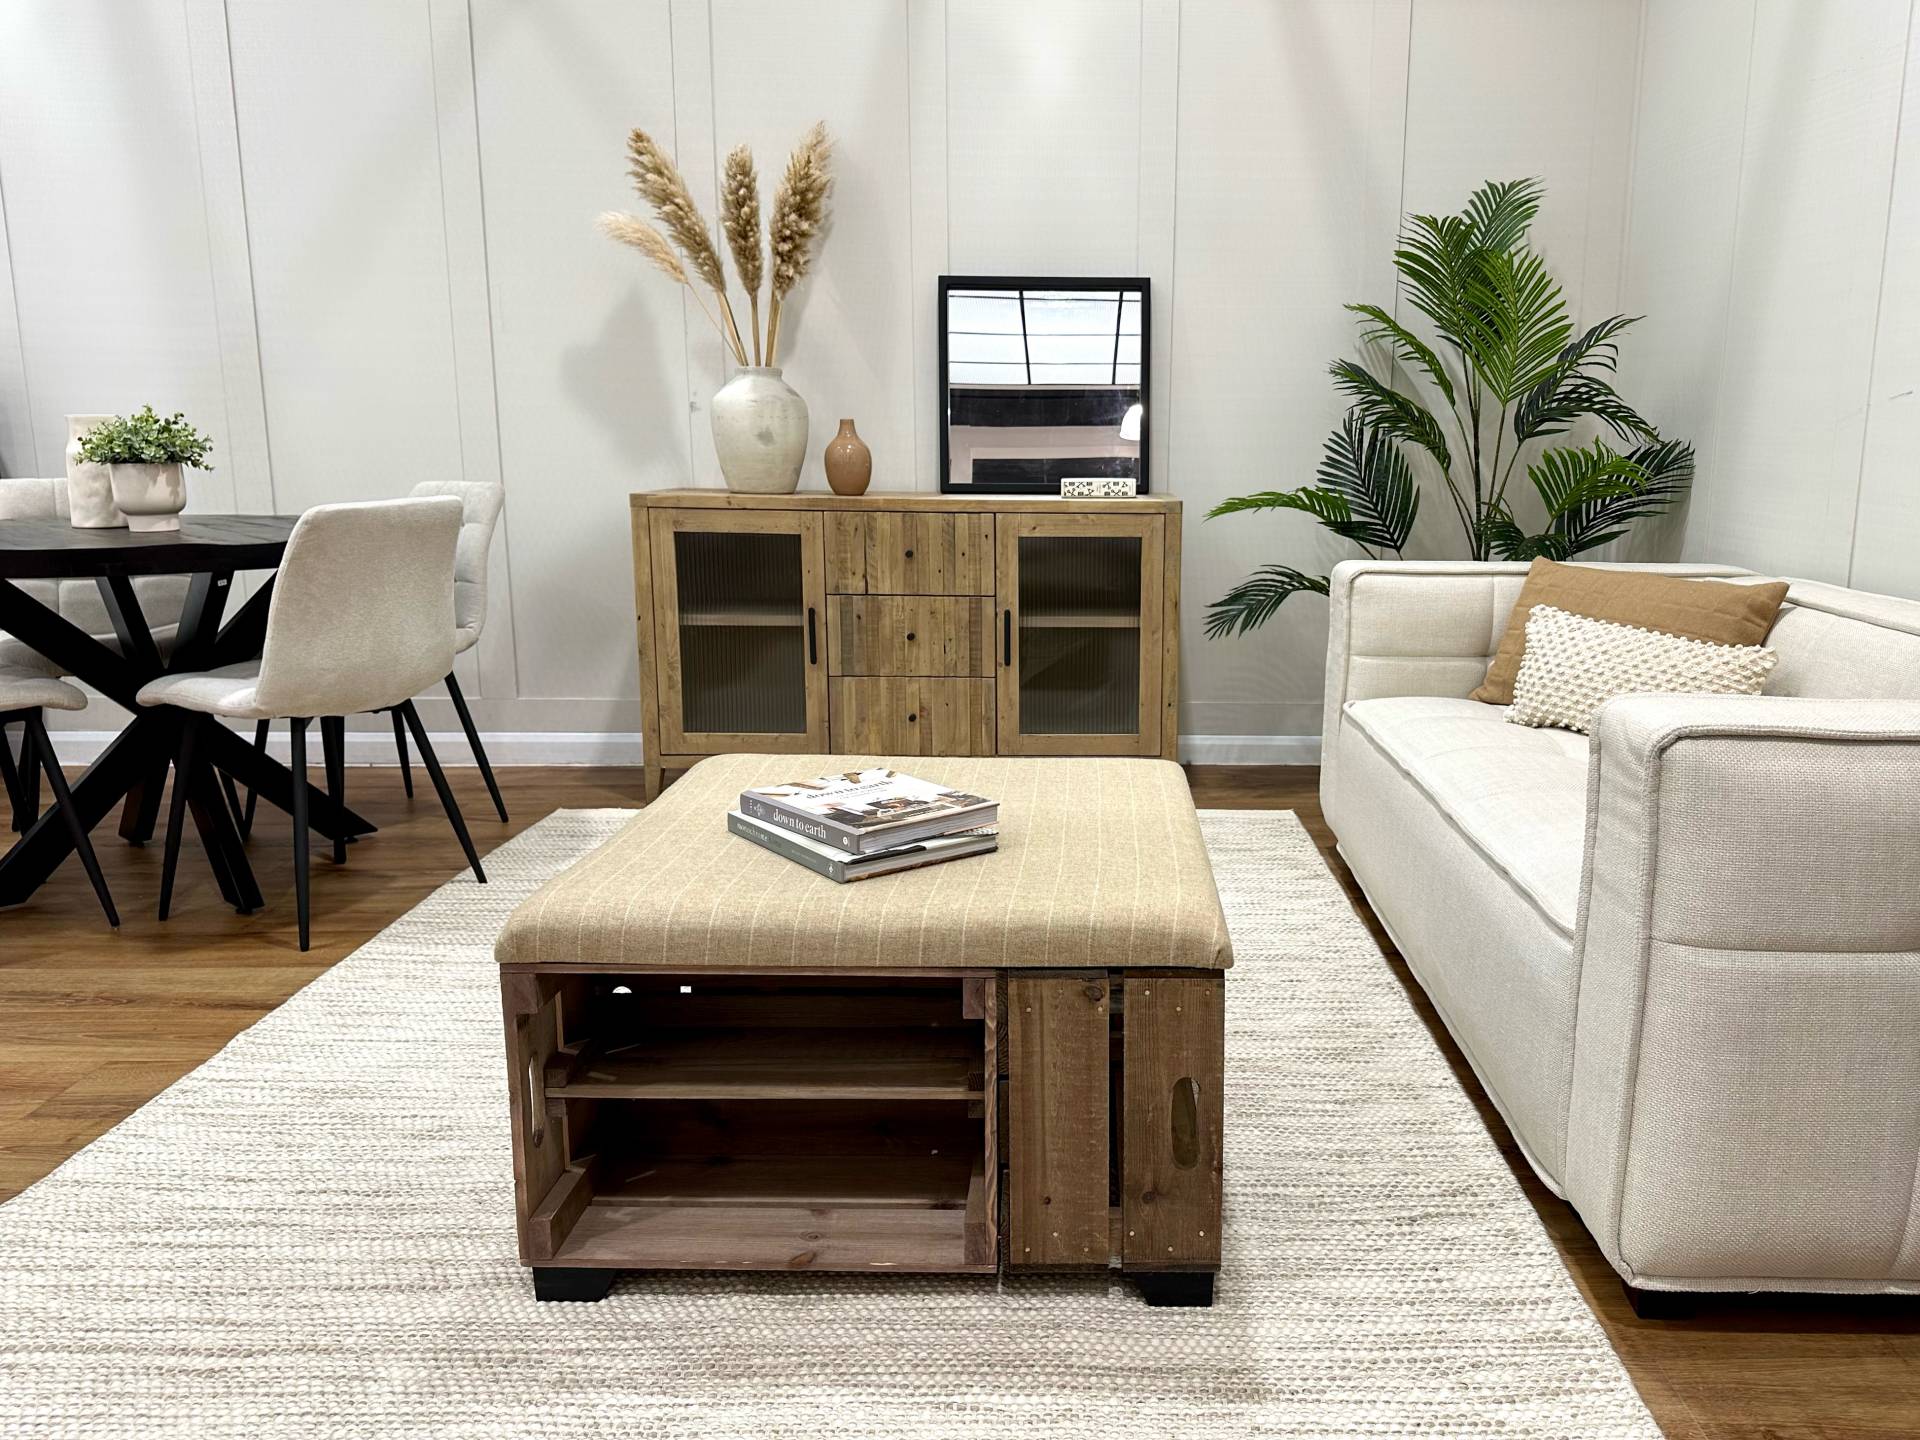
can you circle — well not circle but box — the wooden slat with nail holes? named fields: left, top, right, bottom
left=502, top=976, right=567, bottom=1264
left=647, top=507, right=830, bottom=756
left=548, top=1199, right=988, bottom=1273
left=1121, top=972, right=1224, bottom=1271
left=865, top=512, right=995, bottom=595
left=826, top=511, right=867, bottom=593
left=1007, top=974, right=1111, bottom=1269
left=828, top=677, right=994, bottom=755
left=828, top=596, right=993, bottom=677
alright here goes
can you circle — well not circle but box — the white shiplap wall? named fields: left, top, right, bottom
left=2, top=0, right=1673, bottom=757
left=1621, top=0, right=1920, bottom=591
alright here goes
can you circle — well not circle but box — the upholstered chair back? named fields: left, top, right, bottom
left=253, top=497, right=461, bottom=719
left=0, top=477, right=189, bottom=639
left=407, top=479, right=503, bottom=650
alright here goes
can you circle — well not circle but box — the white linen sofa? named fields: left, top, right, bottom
left=1321, top=560, right=1920, bottom=1300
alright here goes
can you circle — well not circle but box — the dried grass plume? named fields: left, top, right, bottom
left=765, top=122, right=833, bottom=364
left=720, top=145, right=765, bottom=363
left=622, top=128, right=748, bottom=363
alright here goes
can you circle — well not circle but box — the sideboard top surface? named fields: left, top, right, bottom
left=634, top=489, right=1180, bottom=515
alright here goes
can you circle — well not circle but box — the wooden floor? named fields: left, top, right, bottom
left=1, top=762, right=1914, bottom=1438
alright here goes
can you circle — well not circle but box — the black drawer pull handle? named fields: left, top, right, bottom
left=905, top=630, right=916, bottom=642
left=1002, top=609, right=1012, bottom=666
left=904, top=548, right=915, bottom=559
left=806, top=607, right=817, bottom=665
left=906, top=712, right=917, bottom=723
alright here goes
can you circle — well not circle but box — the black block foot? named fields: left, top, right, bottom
left=1622, top=1281, right=1694, bottom=1319
left=533, top=1266, right=617, bottom=1302
left=1134, top=1271, right=1215, bottom=1308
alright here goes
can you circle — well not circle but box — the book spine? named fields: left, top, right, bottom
left=736, top=794, right=866, bottom=853
left=727, top=811, right=848, bottom=882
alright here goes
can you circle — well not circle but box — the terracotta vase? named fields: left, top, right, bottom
left=823, top=418, right=872, bottom=496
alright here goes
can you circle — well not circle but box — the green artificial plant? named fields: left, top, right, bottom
left=1206, top=178, right=1692, bottom=638
left=75, top=406, right=215, bottom=470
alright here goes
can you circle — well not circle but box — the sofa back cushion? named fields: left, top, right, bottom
left=1767, top=580, right=1920, bottom=700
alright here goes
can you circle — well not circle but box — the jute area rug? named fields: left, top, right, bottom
left=0, top=809, right=1658, bottom=1439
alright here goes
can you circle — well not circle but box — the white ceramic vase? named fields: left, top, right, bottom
left=711, top=366, right=808, bottom=494
left=65, top=414, right=125, bottom=528
left=108, top=463, right=187, bottom=532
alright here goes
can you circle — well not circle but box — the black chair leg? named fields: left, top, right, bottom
left=239, top=718, right=269, bottom=838
left=17, top=730, right=40, bottom=830
left=400, top=701, right=485, bottom=884
left=321, top=716, right=348, bottom=864
left=25, top=711, right=119, bottom=929
left=289, top=717, right=311, bottom=952
left=157, top=721, right=198, bottom=921
left=444, top=672, right=507, bottom=822
left=0, top=721, right=24, bottom=832
left=390, top=708, right=413, bottom=797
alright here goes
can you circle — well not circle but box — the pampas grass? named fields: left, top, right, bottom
left=765, top=122, right=833, bottom=366
left=721, top=145, right=765, bottom=365
left=601, top=122, right=832, bottom=371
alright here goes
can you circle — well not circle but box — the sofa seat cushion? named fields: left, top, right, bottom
left=1344, top=695, right=1589, bottom=934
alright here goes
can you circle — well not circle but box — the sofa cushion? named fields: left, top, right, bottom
left=1344, top=695, right=1589, bottom=933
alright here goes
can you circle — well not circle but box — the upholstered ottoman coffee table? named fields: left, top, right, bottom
left=494, top=754, right=1232, bottom=1305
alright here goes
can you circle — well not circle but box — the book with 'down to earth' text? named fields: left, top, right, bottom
left=737, top=767, right=999, bottom=856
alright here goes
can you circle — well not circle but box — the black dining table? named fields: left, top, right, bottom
left=0, top=515, right=375, bottom=911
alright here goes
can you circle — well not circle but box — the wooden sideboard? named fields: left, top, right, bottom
left=630, top=491, right=1182, bottom=798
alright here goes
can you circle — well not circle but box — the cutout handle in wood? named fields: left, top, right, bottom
left=1170, top=1076, right=1200, bottom=1169
left=526, top=1053, right=547, bottom=1148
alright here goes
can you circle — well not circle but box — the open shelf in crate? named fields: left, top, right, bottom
left=548, top=1026, right=985, bottom=1102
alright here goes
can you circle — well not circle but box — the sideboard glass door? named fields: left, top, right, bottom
left=996, top=514, right=1164, bottom=756
left=651, top=511, right=828, bottom=756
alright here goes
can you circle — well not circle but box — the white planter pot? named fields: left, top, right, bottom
left=108, top=463, right=187, bottom=532
left=65, top=415, right=125, bottom=528
left=711, top=366, right=808, bottom=494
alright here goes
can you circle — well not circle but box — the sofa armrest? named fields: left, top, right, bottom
left=1565, top=693, right=1920, bottom=1288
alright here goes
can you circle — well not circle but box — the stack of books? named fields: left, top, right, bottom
left=729, top=767, right=999, bottom=883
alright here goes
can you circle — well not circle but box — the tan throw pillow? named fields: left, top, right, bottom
left=1471, top=558, right=1789, bottom=705
left=1507, top=605, right=1777, bottom=734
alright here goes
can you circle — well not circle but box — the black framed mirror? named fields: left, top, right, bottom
left=939, top=275, right=1150, bottom=494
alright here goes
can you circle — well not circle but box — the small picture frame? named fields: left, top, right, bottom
left=939, top=275, right=1150, bottom=495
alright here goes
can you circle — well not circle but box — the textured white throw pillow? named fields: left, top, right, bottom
left=1508, top=604, right=1777, bottom=734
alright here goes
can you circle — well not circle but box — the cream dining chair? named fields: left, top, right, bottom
left=135, top=497, right=479, bottom=951
left=0, top=665, right=118, bottom=927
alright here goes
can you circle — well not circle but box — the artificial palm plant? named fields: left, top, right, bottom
left=1207, top=178, right=1694, bottom=638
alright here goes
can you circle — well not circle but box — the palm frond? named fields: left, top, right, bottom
left=1481, top=503, right=1573, bottom=561
left=1462, top=177, right=1545, bottom=254
left=1512, top=315, right=1656, bottom=442
left=1207, top=487, right=1354, bottom=528
left=1518, top=438, right=1694, bottom=556
left=1393, top=212, right=1479, bottom=352
left=1314, top=413, right=1419, bottom=552
left=1458, top=246, right=1572, bottom=405
left=1345, top=303, right=1456, bottom=407
left=1204, top=566, right=1331, bottom=638
left=1329, top=359, right=1452, bottom=472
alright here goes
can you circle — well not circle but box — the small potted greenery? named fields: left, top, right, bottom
left=74, top=407, right=215, bottom=533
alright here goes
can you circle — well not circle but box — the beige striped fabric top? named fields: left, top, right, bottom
left=496, top=754, right=1232, bottom=971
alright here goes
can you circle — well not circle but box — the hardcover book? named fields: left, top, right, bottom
left=727, top=811, right=998, bottom=883
left=738, top=767, right=998, bottom=856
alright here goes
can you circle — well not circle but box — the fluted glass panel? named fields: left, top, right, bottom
left=676, top=530, right=806, bottom=734
left=1017, top=535, right=1141, bottom=735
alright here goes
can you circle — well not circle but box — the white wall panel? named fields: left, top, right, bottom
left=228, top=0, right=465, bottom=523
left=710, top=0, right=917, bottom=494
left=469, top=0, right=680, bottom=707
left=1698, top=0, right=1910, bottom=584
left=1171, top=0, right=1410, bottom=739
left=0, top=1, right=228, bottom=503
left=947, top=0, right=1144, bottom=275
left=1840, top=7, right=1920, bottom=598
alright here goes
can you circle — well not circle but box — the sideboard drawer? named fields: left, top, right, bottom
left=829, top=677, right=994, bottom=755
left=829, top=512, right=994, bottom=595
left=829, top=597, right=993, bottom=677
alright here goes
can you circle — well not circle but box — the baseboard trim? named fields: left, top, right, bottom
left=33, top=729, right=1323, bottom=768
